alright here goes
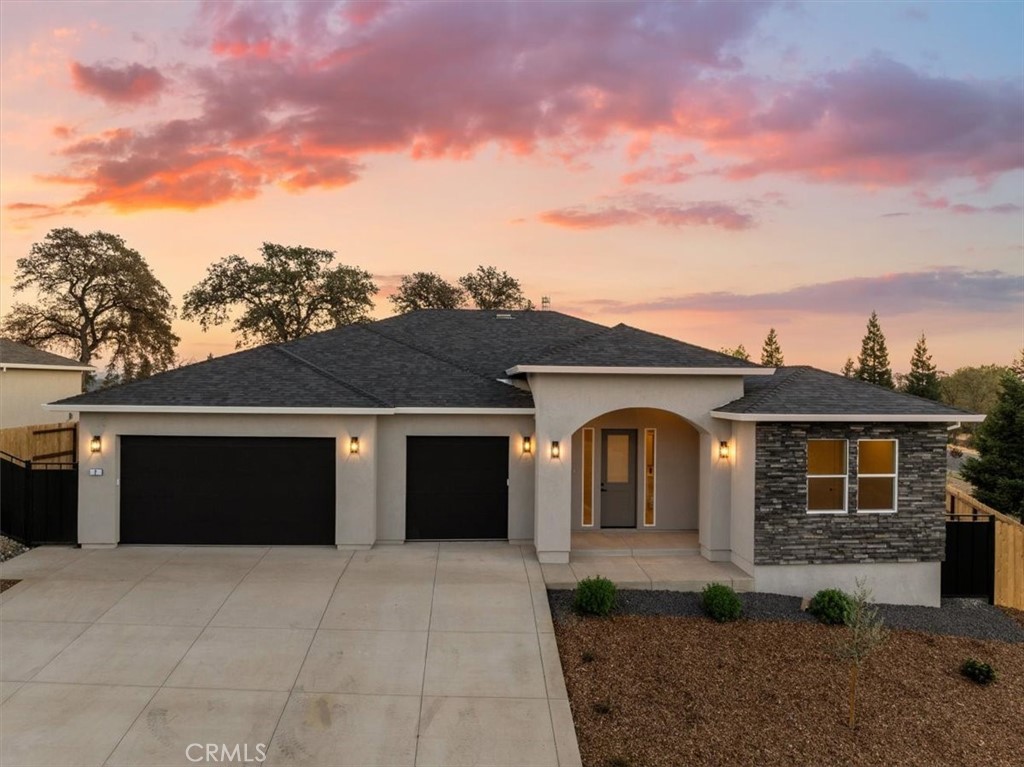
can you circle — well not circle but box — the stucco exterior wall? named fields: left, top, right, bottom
left=728, top=420, right=756, bottom=573
left=754, top=562, right=940, bottom=606
left=753, top=422, right=948, bottom=566
left=569, top=408, right=699, bottom=531
left=375, top=413, right=536, bottom=542
left=77, top=412, right=377, bottom=548
left=1, top=369, right=83, bottom=429
left=528, top=373, right=742, bottom=563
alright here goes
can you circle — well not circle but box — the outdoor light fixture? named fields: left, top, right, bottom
left=522, top=436, right=532, bottom=454
left=550, top=441, right=561, bottom=459
left=349, top=437, right=360, bottom=455
left=719, top=441, right=730, bottom=460
left=89, top=436, right=102, bottom=454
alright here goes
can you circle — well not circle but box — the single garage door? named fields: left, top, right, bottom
left=120, top=436, right=335, bottom=545
left=406, top=436, right=509, bottom=540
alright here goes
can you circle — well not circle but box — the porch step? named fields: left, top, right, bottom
left=571, top=547, right=701, bottom=559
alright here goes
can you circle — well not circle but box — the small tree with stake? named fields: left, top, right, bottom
left=833, top=579, right=888, bottom=729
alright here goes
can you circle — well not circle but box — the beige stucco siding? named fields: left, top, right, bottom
left=2, top=369, right=83, bottom=429
left=570, top=408, right=699, bottom=531
left=376, top=414, right=536, bottom=542
left=728, top=420, right=756, bottom=573
left=77, top=412, right=377, bottom=547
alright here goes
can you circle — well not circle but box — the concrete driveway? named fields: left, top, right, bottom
left=0, top=543, right=580, bottom=767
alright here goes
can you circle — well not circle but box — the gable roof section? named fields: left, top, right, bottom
left=713, top=366, right=983, bottom=422
left=508, top=323, right=763, bottom=373
left=0, top=339, right=94, bottom=371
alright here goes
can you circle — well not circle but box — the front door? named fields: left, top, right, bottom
left=601, top=429, right=637, bottom=528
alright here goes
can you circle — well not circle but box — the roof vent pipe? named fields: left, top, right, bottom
left=495, top=313, right=513, bottom=320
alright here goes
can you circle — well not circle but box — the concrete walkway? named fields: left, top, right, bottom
left=0, top=543, right=580, bottom=767
left=542, top=554, right=754, bottom=592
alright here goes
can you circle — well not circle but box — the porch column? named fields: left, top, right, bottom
left=533, top=428, right=571, bottom=564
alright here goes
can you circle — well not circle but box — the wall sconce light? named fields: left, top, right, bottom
left=522, top=436, right=532, bottom=455
left=719, top=441, right=730, bottom=460
left=349, top=437, right=360, bottom=455
left=89, top=436, right=102, bottom=454
left=550, top=441, right=561, bottom=459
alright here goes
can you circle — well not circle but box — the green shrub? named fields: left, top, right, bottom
left=573, top=576, right=617, bottom=616
left=808, top=588, right=853, bottom=625
left=961, top=659, right=997, bottom=685
left=701, top=582, right=742, bottom=622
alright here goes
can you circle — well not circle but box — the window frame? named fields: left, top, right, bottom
left=643, top=427, right=656, bottom=527
left=805, top=438, right=849, bottom=514
left=856, top=438, right=899, bottom=514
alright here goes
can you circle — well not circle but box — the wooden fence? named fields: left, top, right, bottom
left=0, top=422, right=77, bottom=463
left=946, top=484, right=1024, bottom=610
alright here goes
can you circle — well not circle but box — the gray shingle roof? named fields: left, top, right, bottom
left=0, top=339, right=91, bottom=369
left=516, top=323, right=759, bottom=369
left=714, top=366, right=976, bottom=418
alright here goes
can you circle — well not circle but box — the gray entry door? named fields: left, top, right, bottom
left=601, top=429, right=637, bottom=528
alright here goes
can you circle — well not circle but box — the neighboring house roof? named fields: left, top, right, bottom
left=712, top=366, right=983, bottom=422
left=0, top=339, right=94, bottom=372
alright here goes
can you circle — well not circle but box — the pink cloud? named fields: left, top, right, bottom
left=540, top=194, right=754, bottom=231
left=27, top=2, right=1024, bottom=212
left=913, top=190, right=1021, bottom=215
left=70, top=61, right=167, bottom=103
left=621, top=153, right=698, bottom=185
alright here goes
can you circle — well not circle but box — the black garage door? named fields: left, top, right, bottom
left=406, top=436, right=509, bottom=540
left=120, top=436, right=335, bottom=545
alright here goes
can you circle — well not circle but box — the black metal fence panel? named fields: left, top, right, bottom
left=941, top=516, right=995, bottom=602
left=0, top=453, right=78, bottom=545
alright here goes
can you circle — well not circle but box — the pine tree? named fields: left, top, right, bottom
left=855, top=311, right=893, bottom=388
left=903, top=333, right=941, bottom=400
left=841, top=357, right=856, bottom=377
left=961, top=372, right=1024, bottom=520
left=761, top=328, right=784, bottom=366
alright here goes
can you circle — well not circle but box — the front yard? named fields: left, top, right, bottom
left=552, top=594, right=1024, bottom=767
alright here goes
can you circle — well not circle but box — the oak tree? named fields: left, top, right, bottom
left=458, top=266, right=532, bottom=310
left=1, top=227, right=178, bottom=384
left=182, top=243, right=377, bottom=347
left=389, top=272, right=466, bottom=313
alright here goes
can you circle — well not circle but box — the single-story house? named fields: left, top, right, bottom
left=1, top=339, right=92, bottom=429
left=49, top=310, right=982, bottom=605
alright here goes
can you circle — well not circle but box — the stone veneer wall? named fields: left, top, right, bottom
left=754, top=423, right=947, bottom=566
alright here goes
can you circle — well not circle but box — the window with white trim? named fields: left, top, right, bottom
left=807, top=439, right=847, bottom=513
left=857, top=439, right=897, bottom=512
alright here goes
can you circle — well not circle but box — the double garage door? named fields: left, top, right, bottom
left=119, top=435, right=509, bottom=544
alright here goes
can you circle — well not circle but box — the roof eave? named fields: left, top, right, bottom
left=44, top=403, right=536, bottom=416
left=2, top=362, right=95, bottom=372
left=506, top=365, right=773, bottom=377
left=710, top=411, right=985, bottom=423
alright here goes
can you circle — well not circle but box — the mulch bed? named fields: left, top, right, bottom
left=0, top=579, right=21, bottom=594
left=554, top=614, right=1024, bottom=767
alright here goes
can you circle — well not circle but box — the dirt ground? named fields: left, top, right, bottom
left=0, top=579, right=20, bottom=593
left=554, top=615, right=1024, bottom=767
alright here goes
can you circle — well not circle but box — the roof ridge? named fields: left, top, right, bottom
left=732, top=366, right=803, bottom=412
left=359, top=323, right=512, bottom=387
left=527, top=324, right=616, bottom=364
left=272, top=345, right=392, bottom=407
left=613, top=322, right=767, bottom=367
left=805, top=364, right=977, bottom=415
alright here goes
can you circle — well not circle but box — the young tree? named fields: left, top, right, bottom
left=833, top=580, right=889, bottom=729
left=961, top=371, right=1024, bottom=520
left=855, top=311, right=894, bottom=388
left=719, top=344, right=750, bottom=361
left=903, top=333, right=941, bottom=400
left=0, top=227, right=178, bottom=384
left=389, top=272, right=465, bottom=313
left=458, top=266, right=532, bottom=310
left=182, top=243, right=377, bottom=347
left=841, top=357, right=856, bottom=377
left=760, top=328, right=784, bottom=366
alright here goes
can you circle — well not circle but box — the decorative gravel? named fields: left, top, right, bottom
left=548, top=589, right=1024, bottom=643
left=0, top=535, right=28, bottom=563
left=554, top=614, right=1024, bottom=767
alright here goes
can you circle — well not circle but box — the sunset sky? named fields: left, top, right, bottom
left=2, top=0, right=1022, bottom=373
